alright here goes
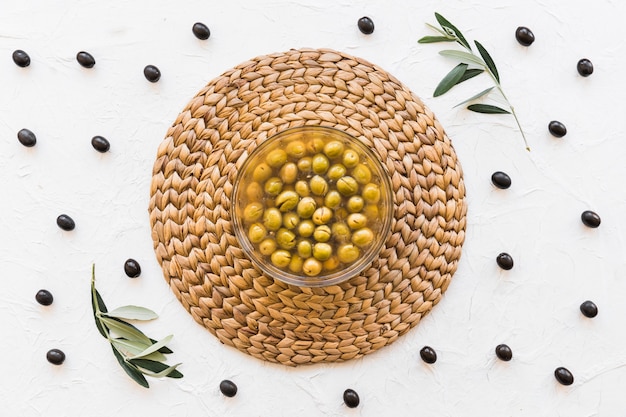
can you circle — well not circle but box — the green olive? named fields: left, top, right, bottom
left=323, top=256, right=340, bottom=271
left=313, top=225, right=332, bottom=242
left=336, top=176, right=358, bottom=196
left=253, top=163, right=273, bottom=182
left=303, top=257, right=323, bottom=276
left=271, top=250, right=291, bottom=268
left=306, top=137, right=325, bottom=154
left=295, top=180, right=310, bottom=197
left=337, top=244, right=360, bottom=263
left=248, top=223, right=267, bottom=243
left=313, top=242, right=332, bottom=261
left=276, top=228, right=297, bottom=250
left=279, top=162, right=298, bottom=184
left=259, top=238, right=277, bottom=256
left=289, top=255, right=304, bottom=273
left=352, top=163, right=372, bottom=184
left=347, top=213, right=368, bottom=230
left=275, top=190, right=299, bottom=212
left=297, top=239, right=313, bottom=258
left=309, top=175, right=329, bottom=196
left=323, top=140, right=345, bottom=158
left=351, top=227, right=375, bottom=247
left=331, top=222, right=351, bottom=243
left=286, top=140, right=306, bottom=158
left=263, top=208, right=283, bottom=231
left=245, top=182, right=264, bottom=201
left=312, top=207, right=333, bottom=225
left=327, top=164, right=347, bottom=181
left=297, top=220, right=315, bottom=237
left=283, top=212, right=300, bottom=229
left=297, top=157, right=312, bottom=174
left=266, top=149, right=288, bottom=168
left=363, top=204, right=379, bottom=219
left=312, top=154, right=330, bottom=175
left=264, top=177, right=283, bottom=196
left=243, top=202, right=264, bottom=222
left=324, top=190, right=342, bottom=209
left=346, top=196, right=364, bottom=213
left=342, top=149, right=359, bottom=168
left=362, top=183, right=381, bottom=204
left=297, top=197, right=317, bottom=218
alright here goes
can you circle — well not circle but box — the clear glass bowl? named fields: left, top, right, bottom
left=231, top=126, right=393, bottom=287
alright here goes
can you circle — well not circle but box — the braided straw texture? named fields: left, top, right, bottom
left=149, top=48, right=467, bottom=366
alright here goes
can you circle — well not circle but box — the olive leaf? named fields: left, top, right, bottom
left=434, top=63, right=468, bottom=97
left=130, top=359, right=183, bottom=379
left=467, top=104, right=511, bottom=114
left=474, top=41, right=500, bottom=82
left=112, top=345, right=149, bottom=388
left=111, top=338, right=168, bottom=362
left=457, top=68, right=484, bottom=84
left=435, top=12, right=471, bottom=50
left=104, top=305, right=158, bottom=321
left=419, top=12, right=529, bottom=150
left=126, top=335, right=173, bottom=360
left=439, top=50, right=486, bottom=68
left=91, top=264, right=183, bottom=388
left=418, top=35, right=455, bottom=44
left=100, top=317, right=153, bottom=345
left=454, top=87, right=494, bottom=108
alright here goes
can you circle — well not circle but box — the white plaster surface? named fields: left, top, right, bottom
left=2, top=0, right=626, bottom=416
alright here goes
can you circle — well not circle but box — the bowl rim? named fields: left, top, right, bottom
left=231, top=125, right=393, bottom=287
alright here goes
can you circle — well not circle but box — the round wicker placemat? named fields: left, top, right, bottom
left=149, top=48, right=467, bottom=366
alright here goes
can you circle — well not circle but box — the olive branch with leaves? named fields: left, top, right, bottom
left=91, top=264, right=183, bottom=388
left=419, top=12, right=529, bottom=151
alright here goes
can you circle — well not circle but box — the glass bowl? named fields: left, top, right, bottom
left=231, top=126, right=393, bottom=287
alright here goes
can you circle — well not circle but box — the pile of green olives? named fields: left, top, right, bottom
left=236, top=131, right=387, bottom=278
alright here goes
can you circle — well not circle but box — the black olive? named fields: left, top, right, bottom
left=12, top=49, right=31, bottom=67
left=76, top=51, right=96, bottom=68
left=581, top=210, right=601, bottom=228
left=357, top=17, right=375, bottom=35
left=17, top=128, right=37, bottom=147
left=548, top=121, right=567, bottom=138
left=46, top=349, right=66, bottom=365
left=343, top=389, right=360, bottom=408
left=91, top=136, right=110, bottom=153
left=491, top=171, right=511, bottom=189
left=219, top=379, right=237, bottom=397
left=420, top=346, right=437, bottom=364
left=144, top=65, right=161, bottom=83
left=580, top=300, right=598, bottom=318
left=515, top=26, right=535, bottom=46
left=496, top=253, right=514, bottom=270
left=124, top=259, right=141, bottom=278
left=56, top=214, right=75, bottom=231
left=577, top=58, right=593, bottom=77
left=554, top=367, right=574, bottom=386
left=36, top=289, right=54, bottom=306
left=192, top=22, right=211, bottom=40
left=495, top=344, right=512, bottom=361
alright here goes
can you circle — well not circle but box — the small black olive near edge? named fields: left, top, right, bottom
left=357, top=17, right=375, bottom=35
left=219, top=379, right=237, bottom=397
left=343, top=388, right=360, bottom=408
left=554, top=367, right=574, bottom=385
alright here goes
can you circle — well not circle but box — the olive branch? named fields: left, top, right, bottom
left=419, top=12, right=529, bottom=151
left=91, top=264, right=183, bottom=388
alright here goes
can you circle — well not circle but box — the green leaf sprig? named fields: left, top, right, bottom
left=91, top=264, right=183, bottom=388
left=419, top=12, right=530, bottom=151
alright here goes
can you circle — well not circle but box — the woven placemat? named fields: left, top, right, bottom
left=149, top=48, right=467, bottom=366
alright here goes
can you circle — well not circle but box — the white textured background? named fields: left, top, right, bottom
left=2, top=0, right=626, bottom=416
